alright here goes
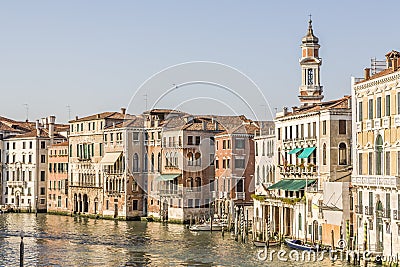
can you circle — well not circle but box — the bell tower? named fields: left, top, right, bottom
left=298, top=16, right=323, bottom=105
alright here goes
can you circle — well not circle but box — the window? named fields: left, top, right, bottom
left=277, top=128, right=281, bottom=140
left=338, top=143, right=347, bottom=165
left=227, top=140, right=231, bottom=149
left=235, top=138, right=245, bottom=149
left=235, top=158, right=245, bottom=169
left=29, top=142, right=33, bottom=149
left=215, top=159, right=219, bottom=169
left=40, top=187, right=45, bottom=195
left=106, top=200, right=109, bottom=210
left=375, top=135, right=383, bottom=175
left=222, top=140, right=226, bottom=149
left=188, top=136, right=193, bottom=145
left=133, top=153, right=139, bottom=172
left=368, top=99, right=373, bottom=119
left=386, top=94, right=391, bottom=116
left=188, top=199, right=193, bottom=208
left=398, top=92, right=400, bottom=115
left=132, top=132, right=139, bottom=141
left=41, top=155, right=46, bottom=163
left=132, top=200, right=138, bottom=210
left=322, top=143, right=327, bottom=165
left=210, top=180, right=215, bottom=192
left=385, top=151, right=390, bottom=175
left=22, top=142, right=26, bottom=149
left=322, top=120, right=326, bottom=135
left=262, top=141, right=265, bottom=156
left=209, top=154, right=214, bottom=165
left=40, top=171, right=46, bottom=181
left=298, top=213, right=302, bottom=231
left=236, top=179, right=244, bottom=192
left=307, top=68, right=314, bottom=85
left=195, top=136, right=200, bottom=145
left=368, top=152, right=373, bottom=175
left=376, top=97, right=382, bottom=118
left=226, top=158, right=230, bottom=168
left=339, top=120, right=346, bottom=134
left=41, top=141, right=46, bottom=149
left=358, top=102, right=363, bottom=122
left=358, top=153, right=363, bottom=175
left=12, top=142, right=16, bottom=149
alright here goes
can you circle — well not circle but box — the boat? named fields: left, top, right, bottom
left=285, top=239, right=316, bottom=251
left=189, top=222, right=226, bottom=231
left=253, top=239, right=280, bottom=247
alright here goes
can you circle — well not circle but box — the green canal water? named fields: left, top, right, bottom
left=0, top=213, right=372, bottom=266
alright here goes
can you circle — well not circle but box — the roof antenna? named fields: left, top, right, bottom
left=23, top=104, right=29, bottom=122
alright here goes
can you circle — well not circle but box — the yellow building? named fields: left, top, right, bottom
left=351, top=50, right=400, bottom=256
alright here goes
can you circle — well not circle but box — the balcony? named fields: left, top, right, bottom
left=7, top=181, right=26, bottom=187
left=393, top=210, right=400, bottom=220
left=355, top=205, right=363, bottom=214
left=373, top=118, right=381, bottom=129
left=365, top=120, right=372, bottom=131
left=159, top=189, right=183, bottom=197
left=395, top=115, right=400, bottom=127
left=235, top=192, right=245, bottom=200
left=382, top=208, right=391, bottom=219
left=279, top=165, right=317, bottom=176
left=365, top=206, right=374, bottom=216
left=356, top=122, right=362, bottom=132
left=382, top=117, right=390, bottom=128
left=351, top=175, right=400, bottom=189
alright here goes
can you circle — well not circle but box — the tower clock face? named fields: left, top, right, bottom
left=307, top=68, right=314, bottom=85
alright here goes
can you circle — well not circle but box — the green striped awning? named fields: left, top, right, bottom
left=288, top=148, right=303, bottom=154
left=297, top=147, right=316, bottom=159
left=267, top=179, right=316, bottom=191
left=155, top=174, right=180, bottom=181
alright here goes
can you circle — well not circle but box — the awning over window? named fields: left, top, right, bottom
left=155, top=174, right=180, bottom=182
left=288, top=148, right=303, bottom=154
left=297, top=147, right=316, bottom=159
left=100, top=152, right=122, bottom=165
left=267, top=179, right=316, bottom=191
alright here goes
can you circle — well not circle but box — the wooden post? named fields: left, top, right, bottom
left=20, top=231, right=24, bottom=267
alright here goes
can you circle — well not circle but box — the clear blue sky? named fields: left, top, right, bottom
left=1, top=1, right=398, bottom=123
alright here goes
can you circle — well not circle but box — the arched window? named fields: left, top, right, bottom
left=322, top=143, right=327, bottom=165
left=195, top=177, right=201, bottom=191
left=298, top=213, right=302, bottom=231
left=157, top=152, right=161, bottom=171
left=143, top=153, right=148, bottom=172
left=187, top=152, right=193, bottom=166
left=151, top=153, right=155, bottom=172
left=375, top=135, right=383, bottom=175
left=174, top=152, right=178, bottom=167
left=236, top=179, right=244, bottom=192
left=195, top=152, right=201, bottom=166
left=133, top=153, right=139, bottom=172
left=338, top=143, right=347, bottom=165
left=187, top=177, right=193, bottom=189
left=278, top=148, right=281, bottom=165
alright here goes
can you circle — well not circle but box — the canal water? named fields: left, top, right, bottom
left=0, top=213, right=366, bottom=266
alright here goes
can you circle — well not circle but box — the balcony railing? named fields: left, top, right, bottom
left=365, top=120, right=372, bottom=131
left=7, top=181, right=26, bottom=187
left=279, top=165, right=317, bottom=176
left=374, top=118, right=381, bottom=129
left=159, top=189, right=183, bottom=197
left=355, top=205, right=363, bottom=214
left=395, top=115, right=400, bottom=127
left=365, top=206, right=374, bottom=216
left=382, top=117, right=390, bottom=128
left=382, top=208, right=391, bottom=219
left=235, top=192, right=245, bottom=200
left=393, top=210, right=400, bottom=220
left=351, top=175, right=400, bottom=188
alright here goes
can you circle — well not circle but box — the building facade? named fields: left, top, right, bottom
left=259, top=19, right=352, bottom=245
left=351, top=50, right=400, bottom=256
left=47, top=141, right=69, bottom=213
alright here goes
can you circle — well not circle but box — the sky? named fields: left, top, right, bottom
left=1, top=1, right=399, bottom=123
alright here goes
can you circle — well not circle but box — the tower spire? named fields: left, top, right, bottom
left=298, top=17, right=323, bottom=106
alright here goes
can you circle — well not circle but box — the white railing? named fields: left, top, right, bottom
left=394, top=115, right=400, bottom=127
left=366, top=120, right=372, bottom=131
left=374, top=118, right=381, bottom=129
left=356, top=122, right=362, bottom=132
left=236, top=192, right=245, bottom=200
left=7, top=181, right=26, bottom=187
left=351, top=175, right=400, bottom=188
left=382, top=117, right=390, bottom=128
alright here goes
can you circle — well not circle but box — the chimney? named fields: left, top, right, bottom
left=75, top=116, right=79, bottom=120
left=283, top=107, right=288, bottom=116
left=364, top=68, right=371, bottom=80
left=120, top=107, right=126, bottom=115
left=36, top=120, right=40, bottom=136
left=392, top=58, right=398, bottom=71
left=48, top=115, right=55, bottom=139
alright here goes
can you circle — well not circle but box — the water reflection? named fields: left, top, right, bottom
left=0, top=213, right=368, bottom=266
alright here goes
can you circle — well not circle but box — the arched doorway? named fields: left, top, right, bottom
left=376, top=200, right=383, bottom=252
left=312, top=220, right=319, bottom=243
left=83, top=194, right=89, bottom=213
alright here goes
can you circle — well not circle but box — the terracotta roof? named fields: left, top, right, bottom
left=50, top=141, right=69, bottom=147
left=4, top=128, right=66, bottom=139
left=70, top=112, right=130, bottom=123
left=104, top=115, right=145, bottom=129
left=276, top=95, right=351, bottom=119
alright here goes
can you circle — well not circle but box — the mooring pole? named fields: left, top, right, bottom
left=20, top=231, right=24, bottom=267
